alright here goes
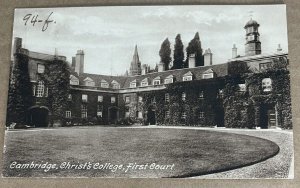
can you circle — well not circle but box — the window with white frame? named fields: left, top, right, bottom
left=181, top=112, right=187, bottom=119
left=37, top=64, right=45, bottom=73
left=202, top=73, right=214, bottom=79
left=36, top=81, right=45, bottom=97
left=125, top=96, right=130, bottom=103
left=82, top=94, right=88, bottom=102
left=183, top=71, right=193, bottom=81
left=65, top=111, right=71, bottom=118
left=68, top=94, right=72, bottom=101
left=238, top=84, right=246, bottom=92
left=164, top=75, right=174, bottom=84
left=84, top=77, right=95, bottom=87
left=182, top=92, right=186, bottom=101
left=130, top=80, right=137, bottom=88
left=100, top=80, right=109, bottom=88
left=153, top=77, right=161, bottom=85
left=141, top=78, right=149, bottom=87
left=165, top=110, right=170, bottom=118
left=262, top=78, right=272, bottom=92
left=138, top=111, right=143, bottom=119
left=138, top=96, right=143, bottom=103
left=111, top=96, right=116, bottom=103
left=81, top=104, right=87, bottom=118
left=199, top=111, right=205, bottom=119
left=70, top=75, right=79, bottom=85
left=97, top=105, right=103, bottom=117
left=218, top=89, right=223, bottom=98
left=165, top=93, right=170, bottom=103
left=98, top=95, right=103, bottom=102
left=111, top=80, right=120, bottom=89
left=97, top=111, right=103, bottom=117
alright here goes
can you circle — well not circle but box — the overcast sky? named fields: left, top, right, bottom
left=12, top=5, right=288, bottom=75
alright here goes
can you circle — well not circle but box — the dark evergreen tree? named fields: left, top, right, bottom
left=186, top=32, right=204, bottom=67
left=6, top=53, right=33, bottom=125
left=172, top=34, right=184, bottom=69
left=159, top=38, right=171, bottom=70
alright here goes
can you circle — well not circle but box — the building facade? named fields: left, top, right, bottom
left=7, top=19, right=292, bottom=129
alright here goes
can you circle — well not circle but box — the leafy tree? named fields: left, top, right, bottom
left=159, top=38, right=171, bottom=70
left=6, top=53, right=33, bottom=125
left=172, top=34, right=184, bottom=69
left=186, top=32, right=203, bottom=67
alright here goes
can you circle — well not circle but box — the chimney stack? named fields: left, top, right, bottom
left=13, top=37, right=22, bottom=54
left=277, top=44, right=282, bottom=52
left=232, top=44, right=237, bottom=58
left=158, top=62, right=165, bottom=72
left=188, top=54, right=196, bottom=68
left=204, top=48, right=213, bottom=66
left=75, top=50, right=84, bottom=75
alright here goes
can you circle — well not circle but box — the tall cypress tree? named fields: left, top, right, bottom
left=172, top=34, right=184, bottom=69
left=6, top=53, right=33, bottom=125
left=159, top=38, right=171, bottom=70
left=186, top=32, right=204, bottom=67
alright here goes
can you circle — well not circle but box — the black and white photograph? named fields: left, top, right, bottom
left=2, top=5, right=293, bottom=178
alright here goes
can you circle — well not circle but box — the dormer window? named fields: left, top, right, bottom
left=70, top=75, right=79, bottom=85
left=153, top=76, right=161, bottom=85
left=130, top=80, right=137, bottom=88
left=100, top=79, right=109, bottom=88
left=202, top=69, right=214, bottom=79
left=141, top=78, right=149, bottom=87
left=37, top=64, right=45, bottom=74
left=83, top=77, right=95, bottom=87
left=164, top=75, right=174, bottom=84
left=262, top=78, right=272, bottom=92
left=183, top=71, right=193, bottom=81
left=111, top=80, right=120, bottom=89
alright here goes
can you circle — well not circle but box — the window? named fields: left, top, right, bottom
left=259, top=62, right=272, bottom=71
left=70, top=75, right=79, bottom=85
left=125, top=107, right=130, bottom=118
left=181, top=112, right=186, bottom=119
left=153, top=76, right=161, bottom=85
left=218, top=89, right=223, bottom=98
left=165, top=93, right=170, bottom=103
left=37, top=64, right=45, bottom=73
left=32, top=85, right=36, bottom=96
left=111, top=96, right=116, bottom=103
left=65, top=111, right=71, bottom=118
left=202, top=73, right=214, bottom=79
left=111, top=80, right=120, bottom=89
left=36, top=81, right=44, bottom=97
left=81, top=104, right=87, bottom=118
left=199, top=91, right=204, bottom=99
left=68, top=94, right=72, bottom=101
left=82, top=94, right=88, bottom=102
left=97, top=111, right=102, bottom=117
left=182, top=92, right=186, bottom=101
left=164, top=75, right=174, bottom=84
left=138, top=96, right=143, bottom=103
left=262, top=78, right=272, bottom=92
left=151, top=97, right=156, bottom=104
left=125, top=96, right=130, bottom=103
left=165, top=110, right=170, bottom=118
left=199, top=111, right=205, bottom=119
left=100, top=80, right=109, bottom=88
left=141, top=78, right=149, bottom=87
left=183, top=71, right=193, bottom=81
left=84, top=77, right=95, bottom=86
left=98, top=95, right=103, bottom=102
left=238, top=84, right=246, bottom=92
left=45, top=87, right=48, bottom=97
left=97, top=105, right=103, bottom=117
left=130, top=80, right=137, bottom=88
left=138, top=111, right=143, bottom=119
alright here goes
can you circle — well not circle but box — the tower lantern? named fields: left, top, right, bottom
left=244, top=18, right=261, bottom=56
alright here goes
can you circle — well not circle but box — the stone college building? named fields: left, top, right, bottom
left=7, top=19, right=292, bottom=129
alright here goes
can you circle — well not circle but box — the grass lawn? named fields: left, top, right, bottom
left=2, top=126, right=279, bottom=178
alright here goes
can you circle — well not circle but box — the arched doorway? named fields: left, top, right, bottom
left=147, top=106, right=156, bottom=125
left=108, top=107, right=119, bottom=124
left=27, top=106, right=49, bottom=127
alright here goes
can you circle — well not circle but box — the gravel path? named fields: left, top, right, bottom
left=130, top=126, right=294, bottom=179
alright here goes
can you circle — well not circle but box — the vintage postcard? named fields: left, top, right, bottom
left=2, top=5, right=293, bottom=178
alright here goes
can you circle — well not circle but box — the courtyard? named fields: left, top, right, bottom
left=2, top=126, right=292, bottom=178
